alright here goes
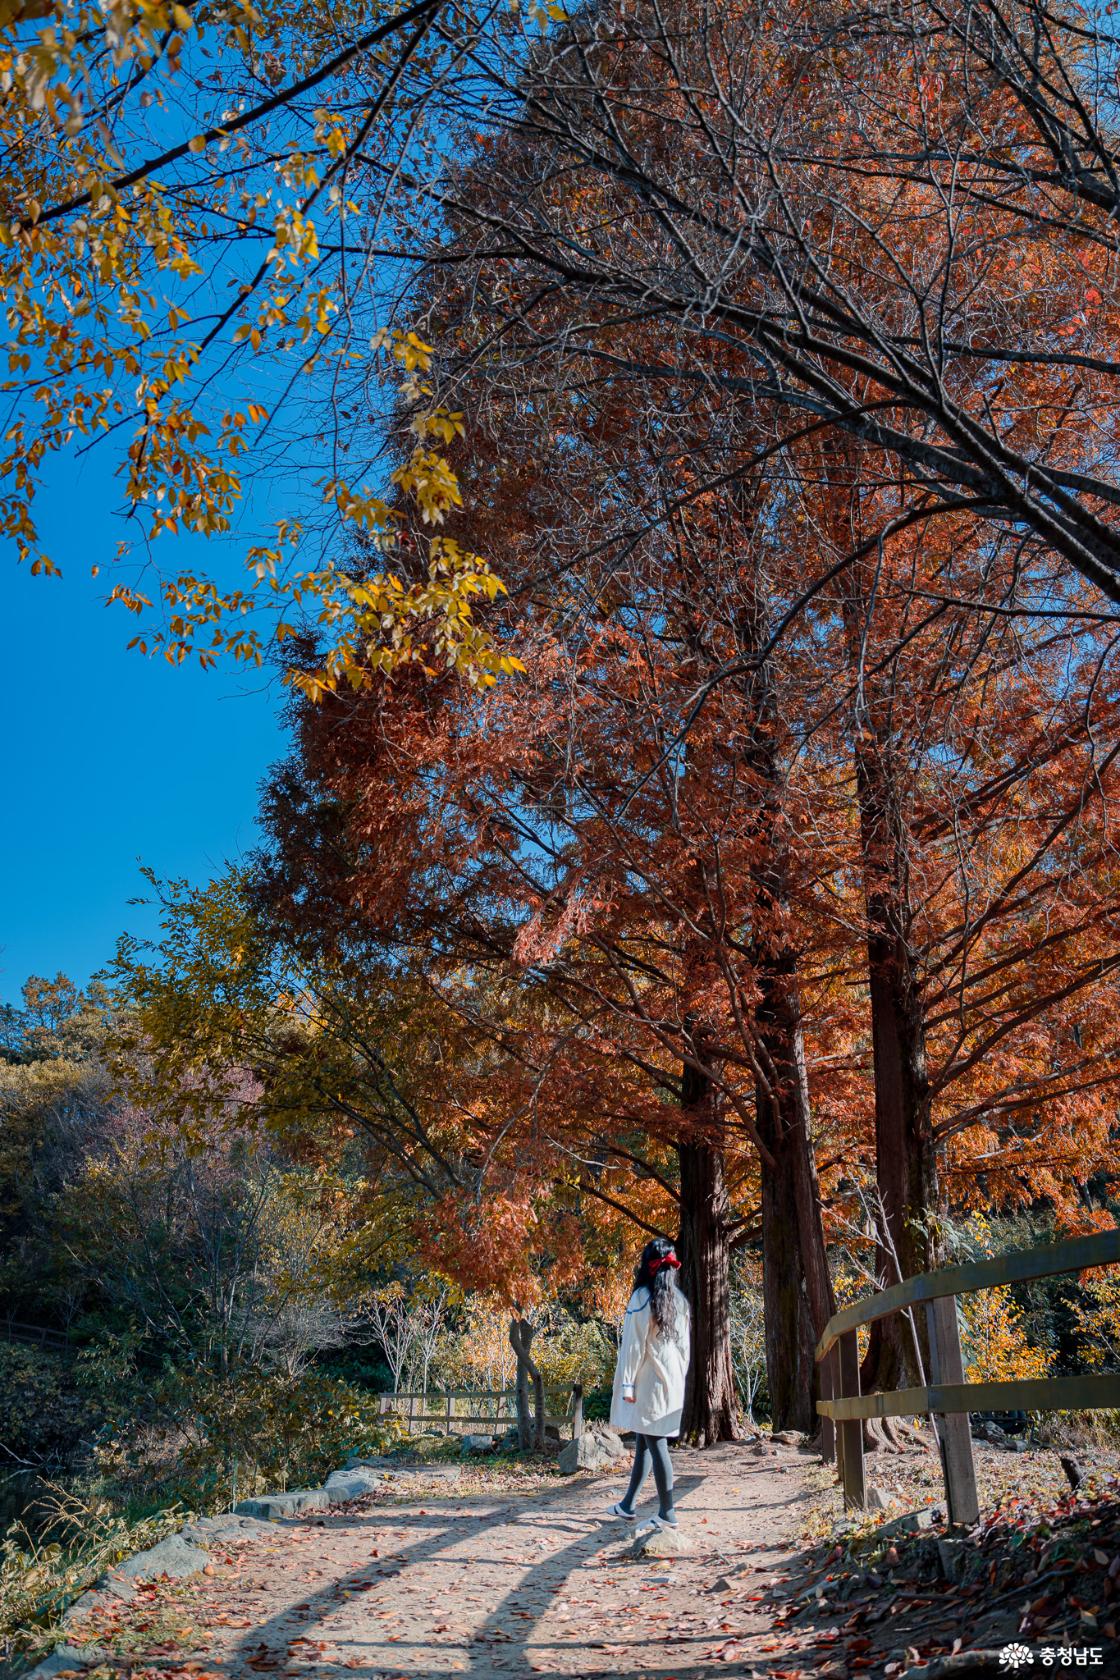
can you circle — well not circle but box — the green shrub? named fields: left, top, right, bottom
left=582, top=1386, right=613, bottom=1422
left=97, top=1365, right=400, bottom=1511
left=0, top=1346, right=91, bottom=1469
left=0, top=1487, right=184, bottom=1666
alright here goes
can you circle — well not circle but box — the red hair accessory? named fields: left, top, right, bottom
left=651, top=1253, right=681, bottom=1273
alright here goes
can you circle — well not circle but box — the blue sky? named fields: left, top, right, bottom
left=1, top=454, right=289, bottom=1005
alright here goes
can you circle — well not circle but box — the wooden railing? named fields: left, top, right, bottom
left=815, top=1228, right=1120, bottom=1525
left=379, top=1384, right=584, bottom=1438
left=0, top=1318, right=72, bottom=1352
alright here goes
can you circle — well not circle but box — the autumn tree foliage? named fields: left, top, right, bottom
left=811, top=479, right=1120, bottom=1405
left=0, top=0, right=533, bottom=694
left=365, top=0, right=1120, bottom=1429
left=429, top=0, right=1120, bottom=601
left=234, top=0, right=1120, bottom=1439
left=110, top=865, right=635, bottom=1443
left=25, top=0, right=1120, bottom=1451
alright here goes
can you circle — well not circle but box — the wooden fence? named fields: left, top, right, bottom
left=815, top=1228, right=1120, bottom=1524
left=379, top=1384, right=584, bottom=1439
left=0, top=1318, right=72, bottom=1352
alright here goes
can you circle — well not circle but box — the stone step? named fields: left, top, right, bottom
left=233, top=1488, right=330, bottom=1521
left=323, top=1468, right=382, bottom=1503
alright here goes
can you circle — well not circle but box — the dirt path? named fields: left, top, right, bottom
left=71, top=1441, right=821, bottom=1679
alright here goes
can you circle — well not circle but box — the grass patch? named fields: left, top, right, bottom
left=0, top=1485, right=188, bottom=1670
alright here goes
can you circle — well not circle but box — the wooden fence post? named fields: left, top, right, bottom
left=925, top=1294, right=980, bottom=1529
left=819, top=1347, right=837, bottom=1465
left=838, top=1330, right=866, bottom=1510
left=571, top=1383, right=584, bottom=1440
left=445, top=1391, right=453, bottom=1436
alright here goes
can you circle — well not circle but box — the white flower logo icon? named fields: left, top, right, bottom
left=1000, top=1646, right=1035, bottom=1671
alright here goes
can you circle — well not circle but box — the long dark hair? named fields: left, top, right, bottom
left=633, top=1237, right=686, bottom=1344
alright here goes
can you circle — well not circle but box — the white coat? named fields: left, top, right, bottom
left=609, top=1280, right=691, bottom=1437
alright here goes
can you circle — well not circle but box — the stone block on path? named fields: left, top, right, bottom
left=630, top=1524, right=691, bottom=1558
left=936, top=1536, right=976, bottom=1582
left=64, top=1566, right=140, bottom=1618
left=323, top=1468, right=382, bottom=1503
left=113, top=1534, right=210, bottom=1580
left=64, top=1585, right=125, bottom=1621
left=562, top=1422, right=630, bottom=1473
left=557, top=1431, right=617, bottom=1471
left=380, top=1463, right=462, bottom=1483
left=234, top=1488, right=329, bottom=1521
left=592, top=1425, right=626, bottom=1458
left=179, top=1512, right=272, bottom=1545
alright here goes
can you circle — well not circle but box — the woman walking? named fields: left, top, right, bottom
left=606, top=1236, right=691, bottom=1531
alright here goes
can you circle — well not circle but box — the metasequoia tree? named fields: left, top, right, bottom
left=253, top=333, right=860, bottom=1434
left=260, top=170, right=1120, bottom=1440
left=788, top=454, right=1120, bottom=1406
left=419, top=0, right=1120, bottom=610
left=95, top=0, right=1120, bottom=1449
left=386, top=0, right=1120, bottom=1395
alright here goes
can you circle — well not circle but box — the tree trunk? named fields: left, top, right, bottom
left=753, top=954, right=835, bottom=1429
left=676, top=1132, right=739, bottom=1444
left=509, top=1316, right=546, bottom=1450
left=843, top=564, right=943, bottom=1399
left=756, top=1101, right=817, bottom=1431
left=734, top=571, right=836, bottom=1427
left=856, top=737, right=941, bottom=1394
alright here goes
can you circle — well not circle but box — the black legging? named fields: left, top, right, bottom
left=620, top=1432, right=676, bottom=1523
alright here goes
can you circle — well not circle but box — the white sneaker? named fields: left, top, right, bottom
left=635, top=1514, right=678, bottom=1535
left=605, top=1501, right=638, bottom=1521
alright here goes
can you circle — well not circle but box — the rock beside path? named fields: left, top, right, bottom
left=595, top=1425, right=625, bottom=1455
left=347, top=1455, right=462, bottom=1483
left=558, top=1425, right=628, bottom=1474
left=630, top=1522, right=692, bottom=1557
left=179, top=1512, right=272, bottom=1544
left=23, top=1641, right=104, bottom=1680
left=323, top=1467, right=382, bottom=1503
left=234, top=1488, right=329, bottom=1521
left=114, top=1534, right=210, bottom=1580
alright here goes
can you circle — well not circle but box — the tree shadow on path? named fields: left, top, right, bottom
left=224, top=1464, right=811, bottom=1680
left=216, top=1444, right=822, bottom=1680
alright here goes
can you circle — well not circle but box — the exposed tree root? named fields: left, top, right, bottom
left=862, top=1415, right=931, bottom=1452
